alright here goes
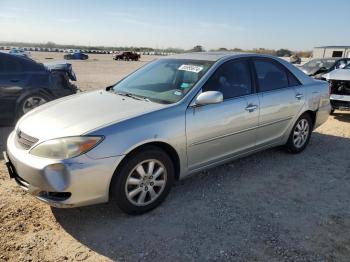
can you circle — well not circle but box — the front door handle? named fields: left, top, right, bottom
left=245, top=104, right=258, bottom=112
left=295, top=93, right=303, bottom=100
left=10, top=79, right=20, bottom=83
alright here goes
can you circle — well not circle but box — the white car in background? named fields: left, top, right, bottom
left=323, top=64, right=350, bottom=114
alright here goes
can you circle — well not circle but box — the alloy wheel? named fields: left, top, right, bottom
left=293, top=118, right=310, bottom=148
left=125, top=159, right=167, bottom=206
left=22, top=96, right=47, bottom=114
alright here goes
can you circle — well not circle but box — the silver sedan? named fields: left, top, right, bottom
left=4, top=52, right=331, bottom=214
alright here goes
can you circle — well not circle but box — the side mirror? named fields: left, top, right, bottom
left=194, top=91, right=223, bottom=106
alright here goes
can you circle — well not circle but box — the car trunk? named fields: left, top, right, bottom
left=44, top=62, right=79, bottom=94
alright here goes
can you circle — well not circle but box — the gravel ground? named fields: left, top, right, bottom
left=0, top=53, right=349, bottom=262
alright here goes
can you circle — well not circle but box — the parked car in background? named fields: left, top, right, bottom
left=4, top=53, right=330, bottom=214
left=0, top=52, right=78, bottom=126
left=9, top=48, right=31, bottom=58
left=289, top=54, right=301, bottom=64
left=64, top=51, right=88, bottom=60
left=113, top=51, right=140, bottom=61
left=300, top=58, right=350, bottom=79
left=323, top=64, right=350, bottom=113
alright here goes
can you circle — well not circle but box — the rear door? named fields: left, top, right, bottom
left=252, top=58, right=305, bottom=147
left=186, top=58, right=260, bottom=171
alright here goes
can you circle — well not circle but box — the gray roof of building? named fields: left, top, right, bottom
left=315, top=46, right=350, bottom=49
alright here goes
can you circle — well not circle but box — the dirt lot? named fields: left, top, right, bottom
left=31, top=52, right=159, bottom=90
left=0, top=53, right=350, bottom=262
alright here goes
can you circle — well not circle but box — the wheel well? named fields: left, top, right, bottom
left=302, top=110, right=316, bottom=128
left=117, top=142, right=181, bottom=181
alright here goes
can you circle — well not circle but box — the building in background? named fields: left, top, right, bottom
left=313, top=46, right=350, bottom=58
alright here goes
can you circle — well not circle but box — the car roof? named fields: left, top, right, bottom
left=167, top=52, right=316, bottom=86
left=166, top=52, right=283, bottom=62
left=0, top=51, right=39, bottom=64
left=167, top=52, right=246, bottom=61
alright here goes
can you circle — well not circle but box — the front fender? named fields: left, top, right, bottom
left=86, top=105, right=188, bottom=176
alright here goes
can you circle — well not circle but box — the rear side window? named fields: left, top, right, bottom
left=203, top=60, right=252, bottom=99
left=254, top=60, right=288, bottom=92
left=1, top=57, right=23, bottom=73
left=22, top=59, right=44, bottom=72
left=287, top=71, right=301, bottom=87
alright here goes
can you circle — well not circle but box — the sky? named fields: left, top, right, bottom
left=1, top=0, right=350, bottom=51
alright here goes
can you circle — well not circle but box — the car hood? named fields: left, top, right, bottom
left=17, top=90, right=165, bottom=141
left=323, top=69, right=350, bottom=81
left=300, top=66, right=321, bottom=76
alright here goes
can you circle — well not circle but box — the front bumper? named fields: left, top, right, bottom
left=5, top=131, right=123, bottom=208
left=330, top=94, right=350, bottom=110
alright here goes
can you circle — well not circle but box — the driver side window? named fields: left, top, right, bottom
left=202, top=60, right=252, bottom=100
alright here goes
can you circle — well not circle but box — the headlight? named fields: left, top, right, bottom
left=30, top=136, right=103, bottom=159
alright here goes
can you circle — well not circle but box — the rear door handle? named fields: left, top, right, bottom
left=10, top=79, right=20, bottom=83
left=295, top=93, right=303, bottom=100
left=245, top=104, right=258, bottom=112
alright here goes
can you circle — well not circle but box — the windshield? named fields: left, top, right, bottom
left=302, top=59, right=336, bottom=70
left=112, top=58, right=213, bottom=104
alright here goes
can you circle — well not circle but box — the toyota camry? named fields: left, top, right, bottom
left=4, top=52, right=330, bottom=214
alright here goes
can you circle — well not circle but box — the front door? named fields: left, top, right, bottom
left=186, top=59, right=259, bottom=171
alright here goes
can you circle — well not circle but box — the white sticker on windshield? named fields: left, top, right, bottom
left=178, top=64, right=203, bottom=73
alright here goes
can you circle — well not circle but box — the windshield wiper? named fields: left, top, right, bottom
left=116, top=92, right=149, bottom=102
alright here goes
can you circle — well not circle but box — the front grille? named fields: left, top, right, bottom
left=331, top=100, right=350, bottom=109
left=16, top=130, right=39, bottom=150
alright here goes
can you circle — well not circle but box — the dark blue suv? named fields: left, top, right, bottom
left=0, top=52, right=78, bottom=126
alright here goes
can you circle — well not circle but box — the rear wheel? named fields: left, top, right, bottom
left=110, top=146, right=174, bottom=215
left=286, top=114, right=312, bottom=154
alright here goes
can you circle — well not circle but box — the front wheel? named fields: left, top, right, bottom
left=17, top=93, right=49, bottom=117
left=285, top=114, right=313, bottom=154
left=110, top=146, right=174, bottom=215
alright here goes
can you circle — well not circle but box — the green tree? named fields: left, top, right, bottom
left=189, top=45, right=204, bottom=52
left=276, top=49, right=292, bottom=57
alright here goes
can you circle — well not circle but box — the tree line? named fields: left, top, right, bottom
left=0, top=41, right=312, bottom=57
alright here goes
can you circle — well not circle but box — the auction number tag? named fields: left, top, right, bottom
left=178, top=64, right=203, bottom=73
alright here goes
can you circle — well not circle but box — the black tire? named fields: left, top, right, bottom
left=330, top=109, right=335, bottom=115
left=285, top=113, right=313, bottom=154
left=110, top=146, right=174, bottom=215
left=17, top=93, right=50, bottom=118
